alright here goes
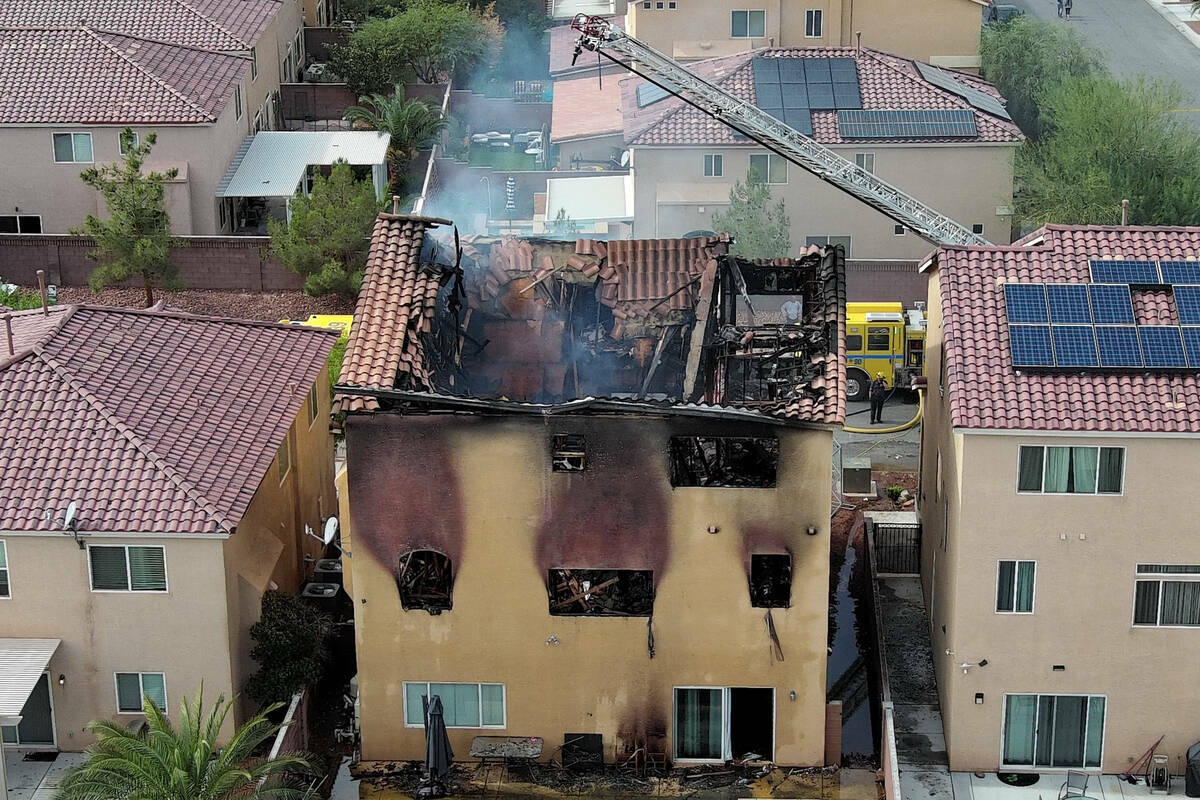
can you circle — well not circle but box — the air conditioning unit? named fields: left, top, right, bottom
left=314, top=558, right=343, bottom=585
left=304, top=63, right=327, bottom=82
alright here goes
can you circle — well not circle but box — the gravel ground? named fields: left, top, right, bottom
left=49, top=286, right=354, bottom=322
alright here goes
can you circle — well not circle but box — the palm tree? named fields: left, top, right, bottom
left=344, top=85, right=447, bottom=190
left=55, top=689, right=313, bottom=800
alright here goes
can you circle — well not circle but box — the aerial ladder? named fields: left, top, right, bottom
left=570, top=14, right=991, bottom=247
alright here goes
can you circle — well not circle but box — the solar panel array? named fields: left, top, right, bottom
left=914, top=61, right=1012, bottom=121
left=751, top=57, right=861, bottom=138
left=838, top=109, right=978, bottom=139
left=1088, top=259, right=1200, bottom=285
left=1003, top=282, right=1200, bottom=370
left=636, top=82, right=671, bottom=108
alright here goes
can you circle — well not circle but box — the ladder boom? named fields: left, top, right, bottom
left=571, top=14, right=990, bottom=247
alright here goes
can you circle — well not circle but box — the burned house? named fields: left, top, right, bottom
left=335, top=213, right=845, bottom=767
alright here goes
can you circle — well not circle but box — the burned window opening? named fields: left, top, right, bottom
left=750, top=554, right=792, bottom=608
left=552, top=434, right=586, bottom=472
left=397, top=550, right=453, bottom=614
left=547, top=568, right=654, bottom=616
left=668, top=436, right=779, bottom=487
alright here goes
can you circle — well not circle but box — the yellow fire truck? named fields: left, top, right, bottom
left=845, top=302, right=927, bottom=401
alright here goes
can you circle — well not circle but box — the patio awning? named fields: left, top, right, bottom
left=545, top=174, right=633, bottom=222
left=216, top=131, right=390, bottom=198
left=0, top=639, right=59, bottom=725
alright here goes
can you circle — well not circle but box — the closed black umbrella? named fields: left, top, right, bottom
left=424, top=695, right=454, bottom=792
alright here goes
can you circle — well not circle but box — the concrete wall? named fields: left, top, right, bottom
left=281, top=83, right=358, bottom=121
left=631, top=144, right=1015, bottom=259
left=304, top=26, right=349, bottom=62
left=553, top=133, right=625, bottom=169
left=0, top=235, right=303, bottom=291
left=449, top=91, right=553, bottom=134
left=345, top=413, right=834, bottom=766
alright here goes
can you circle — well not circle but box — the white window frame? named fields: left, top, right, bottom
left=672, top=685, right=776, bottom=763
left=113, top=672, right=168, bottom=715
left=995, top=559, right=1036, bottom=614
left=999, top=693, right=1106, bottom=771
left=0, top=539, right=9, bottom=599
left=254, top=106, right=265, bottom=134
left=51, top=132, right=93, bottom=164
left=234, top=84, right=243, bottom=121
left=87, top=544, right=168, bottom=593
left=250, top=46, right=258, bottom=81
left=749, top=153, right=786, bottom=184
left=703, top=153, right=723, bottom=177
left=283, top=45, right=293, bottom=86
left=973, top=223, right=985, bottom=234
left=730, top=9, right=766, bottom=37
left=0, top=214, right=43, bottom=235
left=806, top=234, right=852, bottom=254
left=317, top=0, right=327, bottom=25
left=894, top=224, right=906, bottom=236
left=119, top=130, right=140, bottom=155
left=308, top=382, right=320, bottom=427
left=854, top=152, right=874, bottom=173
left=805, top=8, right=823, bottom=37
left=401, top=682, right=507, bottom=729
left=1132, top=564, right=1200, bottom=628
left=1016, top=445, right=1126, bottom=496
left=295, top=30, right=304, bottom=75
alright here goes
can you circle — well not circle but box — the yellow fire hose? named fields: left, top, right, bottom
left=842, top=387, right=924, bottom=435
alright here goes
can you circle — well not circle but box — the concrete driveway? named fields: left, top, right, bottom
left=836, top=395, right=922, bottom=472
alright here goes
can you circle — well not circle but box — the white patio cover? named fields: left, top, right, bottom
left=0, top=639, right=59, bottom=724
left=216, top=131, right=389, bottom=199
left=545, top=174, right=634, bottom=222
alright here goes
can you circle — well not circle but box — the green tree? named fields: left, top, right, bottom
left=711, top=169, right=791, bottom=259
left=269, top=162, right=381, bottom=297
left=55, top=689, right=312, bottom=800
left=551, top=207, right=580, bottom=237
left=0, top=284, right=43, bottom=310
left=74, top=128, right=181, bottom=307
left=329, top=0, right=502, bottom=94
left=345, top=88, right=447, bottom=189
left=246, top=590, right=334, bottom=707
left=1017, top=76, right=1200, bottom=225
left=980, top=16, right=1103, bottom=139
left=338, top=0, right=401, bottom=21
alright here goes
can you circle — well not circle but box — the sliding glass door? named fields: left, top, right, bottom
left=1003, top=694, right=1105, bottom=769
left=675, top=688, right=723, bottom=760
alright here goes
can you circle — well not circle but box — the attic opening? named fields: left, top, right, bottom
left=547, top=568, right=654, bottom=616
left=668, top=436, right=779, bottom=488
left=397, top=550, right=453, bottom=614
left=552, top=434, right=587, bottom=472
left=749, top=554, right=792, bottom=608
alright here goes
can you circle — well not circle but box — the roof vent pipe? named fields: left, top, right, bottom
left=36, top=269, right=48, bottom=317
left=1121, top=198, right=1129, bottom=226
left=3, top=314, right=12, bottom=356
left=392, top=195, right=401, bottom=214
left=856, top=31, right=862, bottom=56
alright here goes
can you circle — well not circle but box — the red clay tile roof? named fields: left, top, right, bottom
left=549, top=15, right=624, bottom=77
left=551, top=75, right=625, bottom=142
left=934, top=224, right=1200, bottom=432
left=0, top=306, right=337, bottom=533
left=623, top=47, right=1023, bottom=146
left=2, top=307, right=71, bottom=352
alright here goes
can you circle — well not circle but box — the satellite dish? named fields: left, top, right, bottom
left=323, top=517, right=340, bottom=546
left=63, top=501, right=77, bottom=531
left=619, top=150, right=630, bottom=167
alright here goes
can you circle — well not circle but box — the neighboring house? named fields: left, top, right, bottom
left=620, top=47, right=1021, bottom=259
left=0, top=0, right=304, bottom=236
left=548, top=16, right=627, bottom=81
left=335, top=213, right=846, bottom=765
left=626, top=0, right=983, bottom=69
left=0, top=305, right=337, bottom=752
left=550, top=76, right=626, bottom=168
left=918, top=225, right=1200, bottom=772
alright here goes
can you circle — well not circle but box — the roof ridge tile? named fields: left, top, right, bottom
left=85, top=27, right=219, bottom=121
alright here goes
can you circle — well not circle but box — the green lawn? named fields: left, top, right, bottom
left=468, top=145, right=539, bottom=171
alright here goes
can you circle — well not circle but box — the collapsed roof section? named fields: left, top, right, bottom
left=336, top=213, right=846, bottom=427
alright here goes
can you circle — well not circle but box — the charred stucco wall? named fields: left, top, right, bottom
left=346, top=412, right=833, bottom=766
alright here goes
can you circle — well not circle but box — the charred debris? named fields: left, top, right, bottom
left=386, top=233, right=840, bottom=413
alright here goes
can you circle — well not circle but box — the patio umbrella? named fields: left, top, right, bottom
left=424, top=694, right=454, bottom=786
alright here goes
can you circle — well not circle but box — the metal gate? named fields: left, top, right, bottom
left=874, top=522, right=921, bottom=574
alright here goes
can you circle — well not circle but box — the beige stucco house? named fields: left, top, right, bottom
left=918, top=224, right=1200, bottom=774
left=333, top=215, right=846, bottom=766
left=616, top=48, right=1020, bottom=259
left=0, top=0, right=304, bottom=236
left=0, top=305, right=337, bottom=761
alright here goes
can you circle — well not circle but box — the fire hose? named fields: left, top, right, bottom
left=841, top=385, right=925, bottom=435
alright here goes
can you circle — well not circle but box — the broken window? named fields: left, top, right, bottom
left=552, top=434, right=586, bottom=472
left=749, top=554, right=792, bottom=608
left=547, top=568, right=654, bottom=616
left=397, top=550, right=453, bottom=614
left=668, top=437, right=779, bottom=488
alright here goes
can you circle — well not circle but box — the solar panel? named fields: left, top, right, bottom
left=1087, top=284, right=1135, bottom=324
left=636, top=83, right=671, bottom=108
left=805, top=58, right=832, bottom=83
left=1095, top=326, right=1143, bottom=368
left=832, top=81, right=862, bottom=109
left=1160, top=260, right=1200, bottom=284
left=778, top=59, right=806, bottom=81
left=838, top=109, right=978, bottom=139
left=915, top=61, right=1011, bottom=121
left=1174, top=285, right=1200, bottom=325
left=761, top=107, right=785, bottom=123
left=1088, top=259, right=1160, bottom=284
left=1139, top=326, right=1188, bottom=367
left=1046, top=284, right=1091, bottom=323
left=1004, top=283, right=1048, bottom=323
left=1183, top=326, right=1200, bottom=368
left=781, top=83, right=809, bottom=109
left=1051, top=325, right=1098, bottom=367
left=756, top=83, right=783, bottom=107
left=1010, top=325, right=1054, bottom=367
left=782, top=110, right=814, bottom=135
left=807, top=83, right=835, bottom=110
left=752, top=57, right=780, bottom=83
left=829, top=58, right=858, bottom=81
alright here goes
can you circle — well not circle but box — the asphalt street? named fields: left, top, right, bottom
left=835, top=395, right=922, bottom=472
left=1005, top=0, right=1200, bottom=130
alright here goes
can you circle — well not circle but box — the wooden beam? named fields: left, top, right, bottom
left=682, top=262, right=719, bottom=402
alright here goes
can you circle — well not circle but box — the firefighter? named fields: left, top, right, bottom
left=869, top=372, right=888, bottom=424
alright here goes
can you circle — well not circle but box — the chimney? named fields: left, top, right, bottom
left=3, top=314, right=12, bottom=357
left=36, top=269, right=48, bottom=317
left=1121, top=198, right=1129, bottom=226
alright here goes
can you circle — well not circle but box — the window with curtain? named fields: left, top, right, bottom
left=403, top=682, right=505, bottom=727
left=675, top=688, right=723, bottom=759
left=1134, top=566, right=1200, bottom=626
left=1004, top=694, right=1104, bottom=768
left=996, top=560, right=1035, bottom=613
left=115, top=672, right=167, bottom=713
left=1017, top=446, right=1123, bottom=494
left=89, top=545, right=166, bottom=592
